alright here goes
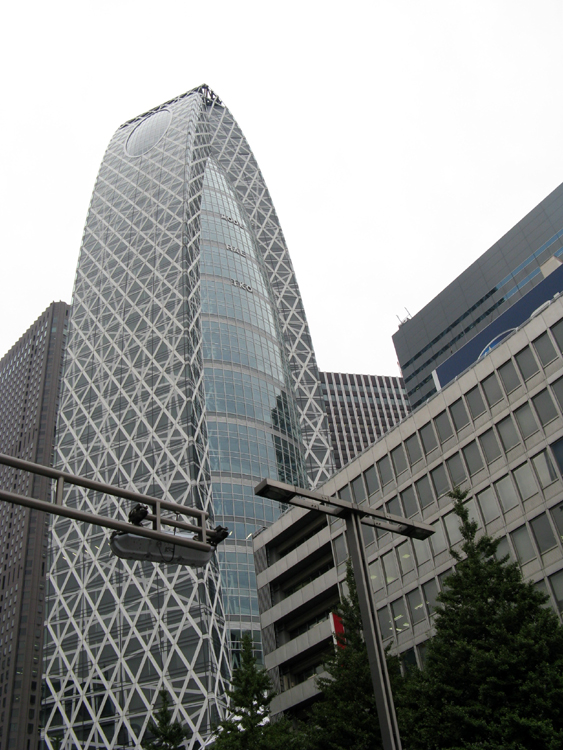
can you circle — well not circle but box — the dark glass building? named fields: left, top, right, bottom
left=320, top=372, right=410, bottom=469
left=42, top=86, right=333, bottom=749
left=0, top=301, right=68, bottom=750
left=394, top=182, right=563, bottom=409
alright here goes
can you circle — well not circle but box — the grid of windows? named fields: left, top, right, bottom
left=0, top=302, right=68, bottom=749
left=329, top=301, right=563, bottom=668
left=320, top=372, right=410, bottom=470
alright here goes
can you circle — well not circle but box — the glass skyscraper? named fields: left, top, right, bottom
left=41, top=85, right=333, bottom=749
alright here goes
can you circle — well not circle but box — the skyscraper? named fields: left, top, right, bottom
left=320, top=371, right=410, bottom=469
left=0, top=301, right=68, bottom=750
left=42, top=85, right=333, bottom=749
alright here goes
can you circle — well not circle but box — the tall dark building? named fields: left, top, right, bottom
left=320, top=372, right=410, bottom=469
left=0, top=301, right=68, bottom=750
left=394, top=182, right=563, bottom=409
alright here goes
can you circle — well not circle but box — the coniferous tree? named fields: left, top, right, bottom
left=213, top=632, right=296, bottom=750
left=301, top=560, right=382, bottom=750
left=142, top=689, right=189, bottom=750
left=395, top=488, right=563, bottom=750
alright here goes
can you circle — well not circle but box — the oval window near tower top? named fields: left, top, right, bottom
left=126, top=110, right=172, bottom=156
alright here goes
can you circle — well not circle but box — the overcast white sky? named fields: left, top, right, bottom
left=1, top=1, right=562, bottom=378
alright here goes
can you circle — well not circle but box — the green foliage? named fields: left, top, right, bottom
left=213, top=632, right=295, bottom=750
left=394, top=487, right=563, bottom=750
left=142, top=689, right=189, bottom=750
left=301, top=560, right=382, bottom=750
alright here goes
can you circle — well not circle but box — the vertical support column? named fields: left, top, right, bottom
left=154, top=502, right=161, bottom=532
left=344, top=512, right=402, bottom=750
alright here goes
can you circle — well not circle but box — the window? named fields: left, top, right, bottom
left=397, top=541, right=415, bottom=575
left=494, top=475, right=518, bottom=513
left=551, top=377, right=563, bottom=413
left=364, top=466, right=379, bottom=496
left=514, top=403, right=539, bottom=439
left=515, top=346, right=539, bottom=381
left=496, top=535, right=512, bottom=561
left=510, top=526, right=536, bottom=564
left=549, top=570, right=563, bottom=612
left=466, top=386, right=486, bottom=419
left=351, top=475, right=366, bottom=503
left=532, top=389, right=558, bottom=427
left=477, top=486, right=501, bottom=523
left=420, top=423, right=438, bottom=455
left=430, top=464, right=450, bottom=498
left=434, top=411, right=454, bottom=444
left=333, top=534, right=348, bottom=564
left=406, top=588, right=426, bottom=624
left=533, top=332, right=557, bottom=367
left=339, top=485, right=352, bottom=503
left=479, top=429, right=502, bottom=464
left=429, top=520, right=447, bottom=555
left=462, top=441, right=484, bottom=475
left=413, top=538, right=431, bottom=566
left=530, top=513, right=557, bottom=554
left=446, top=453, right=466, bottom=487
left=450, top=399, right=470, bottom=432
left=422, top=579, right=439, bottom=614
left=378, top=607, right=394, bottom=640
left=400, top=485, right=419, bottom=517
left=391, top=598, right=410, bottom=633
left=550, top=502, right=563, bottom=542
left=391, top=445, right=408, bottom=477
left=513, top=463, right=537, bottom=501
left=382, top=551, right=400, bottom=584
left=377, top=455, right=394, bottom=487
left=415, top=475, right=435, bottom=509
left=386, top=496, right=401, bottom=516
left=551, top=437, right=563, bottom=476
left=550, top=319, right=563, bottom=353
left=496, top=415, right=520, bottom=452
left=362, top=524, right=376, bottom=547
left=498, top=360, right=521, bottom=394
left=444, top=512, right=463, bottom=545
left=481, top=373, right=503, bottom=407
left=404, top=434, right=422, bottom=466
left=369, top=559, right=384, bottom=591
left=532, top=450, right=558, bottom=488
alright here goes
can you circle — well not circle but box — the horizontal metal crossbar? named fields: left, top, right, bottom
left=0, top=453, right=221, bottom=551
left=254, top=478, right=434, bottom=540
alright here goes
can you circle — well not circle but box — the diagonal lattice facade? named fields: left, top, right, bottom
left=42, top=86, right=333, bottom=749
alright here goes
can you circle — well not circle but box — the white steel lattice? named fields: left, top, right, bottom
left=43, top=86, right=333, bottom=749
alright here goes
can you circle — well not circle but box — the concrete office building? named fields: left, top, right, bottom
left=0, top=302, right=68, bottom=750
left=41, top=85, right=333, bottom=749
left=394, top=182, right=563, bottom=409
left=320, top=372, right=410, bottom=470
left=255, top=293, right=563, bottom=719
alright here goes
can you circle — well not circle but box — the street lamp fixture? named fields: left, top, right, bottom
left=255, top=477, right=434, bottom=750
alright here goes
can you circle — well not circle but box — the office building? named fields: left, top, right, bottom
left=0, top=301, right=68, bottom=750
left=320, top=372, right=410, bottom=470
left=255, top=292, right=563, bottom=719
left=41, top=85, right=333, bottom=749
left=394, top=182, right=563, bottom=409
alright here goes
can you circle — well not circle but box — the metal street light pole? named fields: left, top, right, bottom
left=254, top=477, right=434, bottom=750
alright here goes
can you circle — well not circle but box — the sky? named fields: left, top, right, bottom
left=1, top=1, right=563, bottom=377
